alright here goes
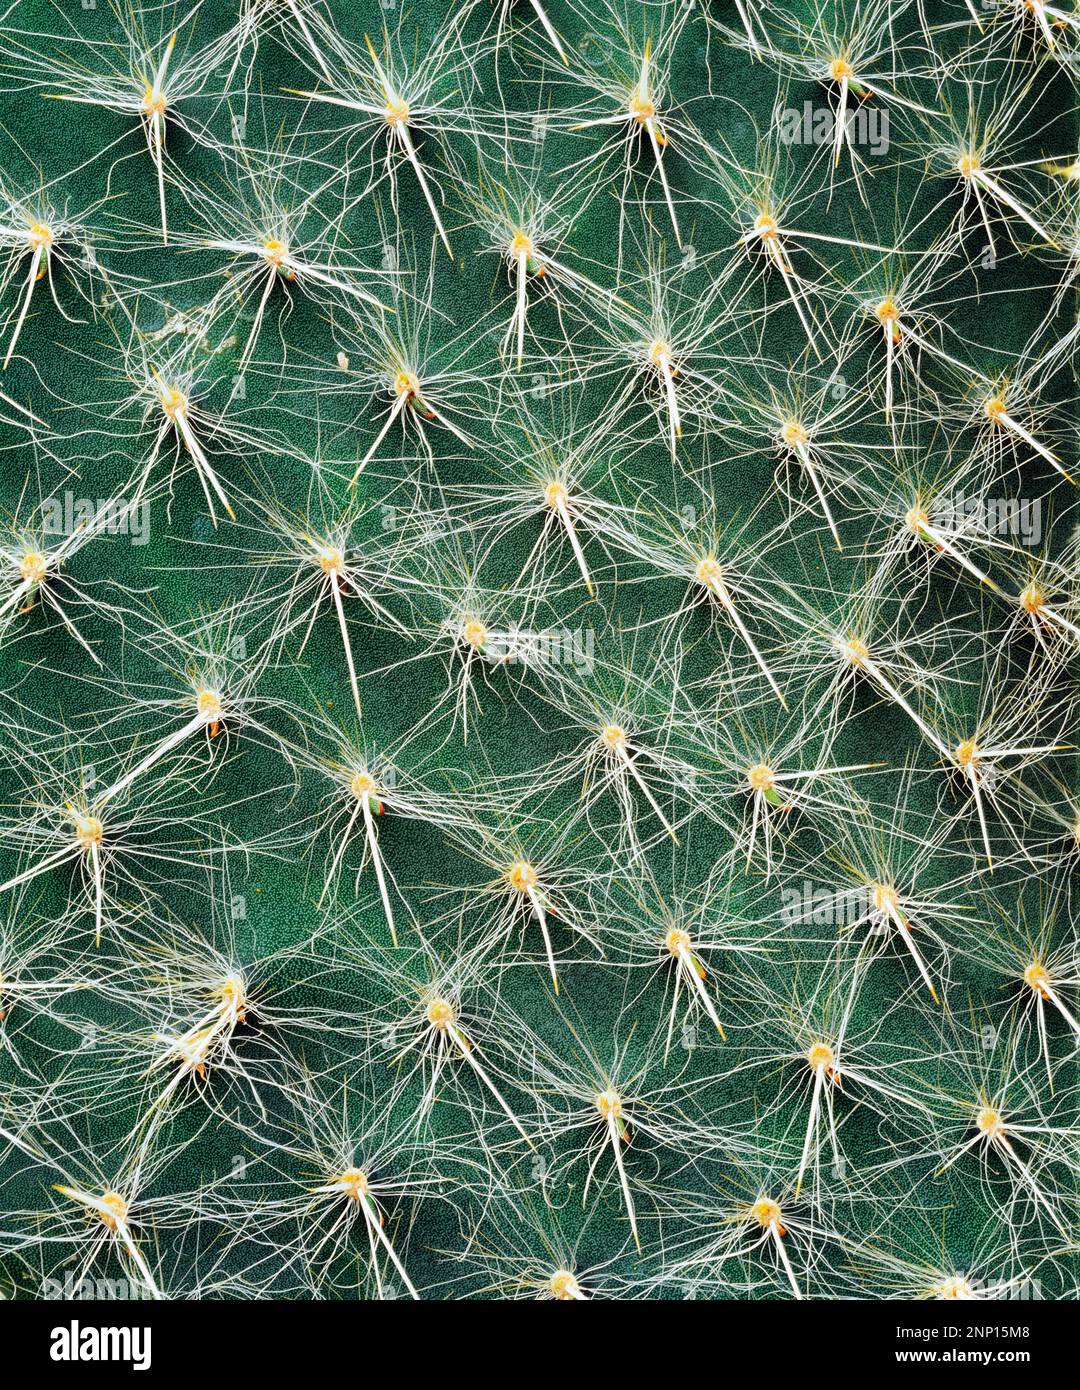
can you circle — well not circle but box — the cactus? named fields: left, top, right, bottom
left=0, top=0, right=1076, bottom=1303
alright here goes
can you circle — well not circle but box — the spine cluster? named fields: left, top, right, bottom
left=0, top=0, right=1077, bottom=1300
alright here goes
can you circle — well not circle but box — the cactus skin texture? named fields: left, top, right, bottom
left=0, top=0, right=1077, bottom=1302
